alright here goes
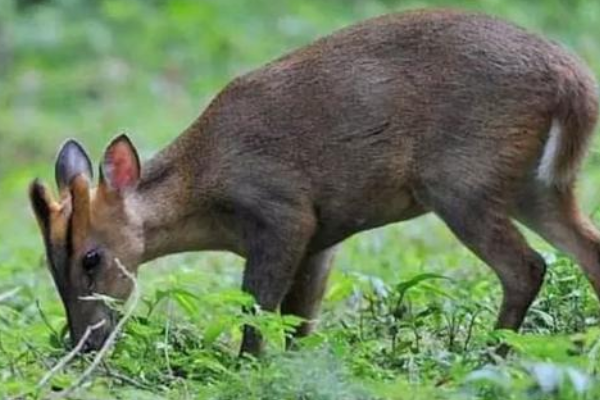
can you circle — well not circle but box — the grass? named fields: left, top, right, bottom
left=1, top=0, right=600, bottom=398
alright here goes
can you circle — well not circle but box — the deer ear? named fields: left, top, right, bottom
left=100, top=134, right=140, bottom=192
left=55, top=139, right=93, bottom=193
left=29, top=179, right=53, bottom=236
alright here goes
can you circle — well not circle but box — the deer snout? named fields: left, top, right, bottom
left=69, top=308, right=117, bottom=353
left=76, top=322, right=112, bottom=353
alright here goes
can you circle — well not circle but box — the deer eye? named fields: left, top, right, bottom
left=82, top=249, right=102, bottom=272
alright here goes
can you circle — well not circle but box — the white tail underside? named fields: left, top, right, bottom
left=537, top=119, right=561, bottom=185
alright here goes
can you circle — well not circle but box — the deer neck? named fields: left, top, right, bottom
left=130, top=134, right=238, bottom=263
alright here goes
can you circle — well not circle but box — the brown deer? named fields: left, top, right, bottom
left=29, top=9, right=599, bottom=356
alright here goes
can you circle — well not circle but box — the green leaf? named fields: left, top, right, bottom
left=395, top=273, right=451, bottom=297
left=203, top=316, right=232, bottom=346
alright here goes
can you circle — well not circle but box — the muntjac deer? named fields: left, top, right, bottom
left=29, top=10, right=599, bottom=356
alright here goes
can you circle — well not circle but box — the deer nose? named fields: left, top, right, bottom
left=80, top=339, right=94, bottom=353
left=80, top=331, right=107, bottom=353
left=74, top=320, right=111, bottom=353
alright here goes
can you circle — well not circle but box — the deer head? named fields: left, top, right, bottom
left=29, top=135, right=144, bottom=351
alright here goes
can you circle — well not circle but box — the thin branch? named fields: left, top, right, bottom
left=5, top=319, right=106, bottom=400
left=102, top=362, right=152, bottom=391
left=37, top=319, right=107, bottom=389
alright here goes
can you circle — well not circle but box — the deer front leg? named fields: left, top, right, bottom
left=240, top=251, right=304, bottom=356
left=281, top=246, right=337, bottom=347
left=237, top=200, right=316, bottom=357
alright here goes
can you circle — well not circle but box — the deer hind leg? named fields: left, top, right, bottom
left=514, top=183, right=600, bottom=299
left=281, top=246, right=337, bottom=344
left=416, top=183, right=546, bottom=331
left=413, top=119, right=558, bottom=331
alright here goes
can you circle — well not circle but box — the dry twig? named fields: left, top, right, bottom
left=5, top=319, right=106, bottom=400
left=37, top=319, right=107, bottom=389
left=6, top=259, right=139, bottom=400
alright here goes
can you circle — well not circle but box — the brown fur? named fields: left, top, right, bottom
left=30, top=10, right=599, bottom=356
left=553, top=62, right=599, bottom=186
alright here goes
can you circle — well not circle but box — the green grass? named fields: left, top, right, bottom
left=1, top=0, right=600, bottom=398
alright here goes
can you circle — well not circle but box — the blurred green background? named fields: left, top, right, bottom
left=0, top=0, right=599, bottom=397
left=2, top=0, right=599, bottom=266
